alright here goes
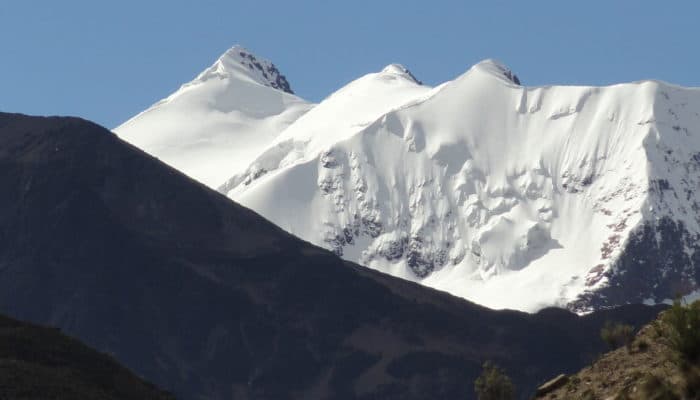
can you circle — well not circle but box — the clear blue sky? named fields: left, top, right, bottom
left=2, top=1, right=699, bottom=128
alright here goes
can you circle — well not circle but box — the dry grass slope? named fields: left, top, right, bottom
left=538, top=302, right=700, bottom=400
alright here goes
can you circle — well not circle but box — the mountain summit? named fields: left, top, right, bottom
left=381, top=63, right=423, bottom=85
left=472, top=58, right=521, bottom=85
left=198, top=45, right=295, bottom=93
left=220, top=59, right=700, bottom=313
left=117, top=49, right=700, bottom=314
left=114, top=45, right=312, bottom=188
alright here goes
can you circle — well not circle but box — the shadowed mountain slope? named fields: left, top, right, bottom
left=0, top=112, right=663, bottom=400
left=0, top=313, right=174, bottom=400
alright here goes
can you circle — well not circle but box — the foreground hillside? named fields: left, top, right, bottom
left=0, top=313, right=173, bottom=400
left=538, top=301, right=700, bottom=399
left=0, top=112, right=663, bottom=399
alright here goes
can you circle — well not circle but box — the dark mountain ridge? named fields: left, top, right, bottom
left=0, top=112, right=664, bottom=399
left=0, top=312, right=174, bottom=400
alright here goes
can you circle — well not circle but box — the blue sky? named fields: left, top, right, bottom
left=1, top=1, right=699, bottom=128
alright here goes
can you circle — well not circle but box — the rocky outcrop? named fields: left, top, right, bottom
left=535, top=374, right=569, bottom=397
left=570, top=217, right=700, bottom=313
left=538, top=307, right=699, bottom=400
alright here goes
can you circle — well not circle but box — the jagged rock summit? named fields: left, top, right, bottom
left=381, top=63, right=423, bottom=85
left=198, top=45, right=295, bottom=94
left=472, top=58, right=521, bottom=85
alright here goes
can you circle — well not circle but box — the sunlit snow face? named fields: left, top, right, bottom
left=114, top=46, right=313, bottom=188
left=117, top=46, right=700, bottom=314
left=225, top=59, right=700, bottom=313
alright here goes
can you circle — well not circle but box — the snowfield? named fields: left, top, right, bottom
left=114, top=46, right=313, bottom=188
left=118, top=46, right=700, bottom=313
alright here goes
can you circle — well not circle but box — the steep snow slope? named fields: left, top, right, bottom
left=114, top=46, right=312, bottom=188
left=224, top=59, right=700, bottom=312
left=219, top=63, right=433, bottom=193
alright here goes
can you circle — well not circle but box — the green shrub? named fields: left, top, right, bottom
left=636, top=339, right=649, bottom=352
left=581, top=388, right=596, bottom=400
left=613, top=374, right=678, bottom=400
left=601, top=321, right=635, bottom=351
left=663, top=299, right=700, bottom=362
left=652, top=320, right=664, bottom=338
left=474, top=361, right=515, bottom=400
left=637, top=374, right=679, bottom=400
left=682, top=365, right=700, bottom=399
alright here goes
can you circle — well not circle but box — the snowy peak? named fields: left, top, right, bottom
left=113, top=44, right=312, bottom=188
left=218, top=61, right=433, bottom=195
left=118, top=47, right=700, bottom=315
left=471, top=59, right=521, bottom=85
left=222, top=59, right=700, bottom=314
left=380, top=63, right=423, bottom=85
left=196, top=45, right=295, bottom=94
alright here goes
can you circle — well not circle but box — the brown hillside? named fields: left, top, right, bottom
left=537, top=303, right=700, bottom=400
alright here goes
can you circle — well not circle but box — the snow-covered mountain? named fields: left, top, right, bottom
left=114, top=45, right=313, bottom=188
left=117, top=46, right=700, bottom=313
left=219, top=62, right=434, bottom=193
left=220, top=58, right=700, bottom=313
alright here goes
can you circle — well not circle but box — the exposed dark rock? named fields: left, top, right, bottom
left=320, top=150, right=340, bottom=168
left=361, top=214, right=383, bottom=238
left=235, top=50, right=294, bottom=94
left=570, top=216, right=699, bottom=313
left=535, top=374, right=568, bottom=397
left=243, top=167, right=267, bottom=186
left=324, top=226, right=357, bottom=257
left=378, top=236, right=409, bottom=261
left=399, top=65, right=423, bottom=85
left=504, top=70, right=521, bottom=85
left=404, top=235, right=449, bottom=278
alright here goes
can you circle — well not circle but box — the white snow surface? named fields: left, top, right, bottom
left=219, top=60, right=434, bottom=193
left=114, top=45, right=313, bottom=188
left=222, top=59, right=700, bottom=312
left=117, top=46, right=700, bottom=313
